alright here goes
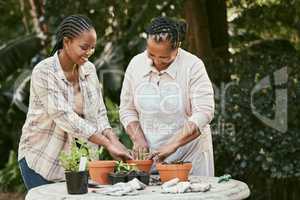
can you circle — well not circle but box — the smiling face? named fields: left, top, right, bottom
left=146, top=37, right=178, bottom=71
left=63, top=28, right=97, bottom=66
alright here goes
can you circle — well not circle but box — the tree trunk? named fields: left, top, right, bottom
left=27, top=0, right=48, bottom=42
left=206, top=0, right=229, bottom=61
left=183, top=0, right=213, bottom=61
left=183, top=0, right=230, bottom=83
left=19, top=0, right=30, bottom=34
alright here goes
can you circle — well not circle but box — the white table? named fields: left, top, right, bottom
left=26, top=176, right=250, bottom=200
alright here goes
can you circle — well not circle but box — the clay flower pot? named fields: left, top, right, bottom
left=88, top=160, right=116, bottom=184
left=127, top=160, right=153, bottom=173
left=156, top=162, right=192, bottom=182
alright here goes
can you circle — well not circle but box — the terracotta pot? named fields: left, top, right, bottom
left=156, top=162, right=192, bottom=182
left=88, top=160, right=115, bottom=184
left=126, top=160, right=153, bottom=173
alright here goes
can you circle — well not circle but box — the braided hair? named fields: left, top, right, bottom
left=51, top=15, right=94, bottom=55
left=145, top=16, right=187, bottom=49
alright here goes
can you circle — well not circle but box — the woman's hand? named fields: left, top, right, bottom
left=150, top=143, right=177, bottom=162
left=106, top=142, right=132, bottom=161
left=102, top=128, right=132, bottom=160
left=125, top=121, right=149, bottom=158
left=150, top=122, right=200, bottom=162
left=103, top=129, right=129, bottom=152
left=132, top=138, right=149, bottom=158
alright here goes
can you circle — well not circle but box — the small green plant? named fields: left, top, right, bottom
left=105, top=97, right=120, bottom=125
left=131, top=148, right=150, bottom=160
left=114, top=160, right=138, bottom=173
left=0, top=150, right=25, bottom=192
left=59, top=139, right=90, bottom=172
left=105, top=97, right=133, bottom=150
left=88, top=145, right=114, bottom=161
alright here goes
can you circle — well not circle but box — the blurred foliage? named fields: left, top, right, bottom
left=215, top=2, right=300, bottom=199
left=227, top=0, right=300, bottom=51
left=0, top=0, right=299, bottom=199
left=212, top=39, right=300, bottom=199
left=0, top=35, right=43, bottom=80
left=0, top=150, right=25, bottom=192
left=0, top=0, right=27, bottom=43
left=105, top=97, right=133, bottom=150
left=219, top=0, right=300, bottom=178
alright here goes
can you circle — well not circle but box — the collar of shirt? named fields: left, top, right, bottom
left=53, top=51, right=92, bottom=83
left=143, top=48, right=181, bottom=79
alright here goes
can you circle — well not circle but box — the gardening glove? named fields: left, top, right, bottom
left=95, top=178, right=146, bottom=196
left=161, top=178, right=211, bottom=194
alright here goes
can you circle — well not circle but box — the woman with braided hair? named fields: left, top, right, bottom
left=18, top=15, right=132, bottom=190
left=120, top=16, right=215, bottom=176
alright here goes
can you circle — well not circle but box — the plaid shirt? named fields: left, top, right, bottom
left=18, top=52, right=111, bottom=181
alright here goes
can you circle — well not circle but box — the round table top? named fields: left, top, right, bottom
left=25, top=176, right=250, bottom=200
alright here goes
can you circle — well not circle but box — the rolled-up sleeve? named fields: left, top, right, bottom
left=31, top=67, right=97, bottom=139
left=187, top=61, right=215, bottom=131
left=119, top=67, right=139, bottom=129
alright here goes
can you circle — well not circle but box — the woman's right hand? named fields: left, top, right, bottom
left=125, top=121, right=150, bottom=159
left=132, top=139, right=149, bottom=159
left=133, top=139, right=148, bottom=150
left=106, top=143, right=132, bottom=161
left=89, top=130, right=132, bottom=160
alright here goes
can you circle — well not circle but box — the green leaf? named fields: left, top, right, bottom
left=0, top=34, right=43, bottom=80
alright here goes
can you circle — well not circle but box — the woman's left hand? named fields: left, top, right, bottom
left=103, top=129, right=132, bottom=158
left=150, top=143, right=177, bottom=162
left=106, top=142, right=132, bottom=161
left=111, top=138, right=130, bottom=153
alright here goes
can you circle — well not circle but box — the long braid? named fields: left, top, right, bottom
left=50, top=15, right=94, bottom=55
left=146, top=16, right=187, bottom=49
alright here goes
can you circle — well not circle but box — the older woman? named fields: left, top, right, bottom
left=120, top=17, right=215, bottom=176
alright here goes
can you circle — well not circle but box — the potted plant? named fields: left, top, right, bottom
left=156, top=161, right=192, bottom=182
left=59, top=139, right=89, bottom=194
left=127, top=149, right=153, bottom=174
left=88, top=146, right=116, bottom=185
left=130, top=170, right=150, bottom=185
left=108, top=161, right=136, bottom=184
left=108, top=161, right=150, bottom=185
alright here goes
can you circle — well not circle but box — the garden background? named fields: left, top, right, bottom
left=0, top=0, right=299, bottom=199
